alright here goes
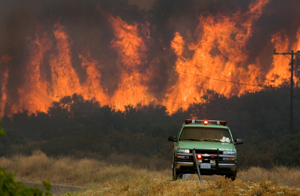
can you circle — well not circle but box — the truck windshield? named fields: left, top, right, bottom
left=179, top=127, right=232, bottom=143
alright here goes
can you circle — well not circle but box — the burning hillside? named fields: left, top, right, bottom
left=1, top=0, right=300, bottom=116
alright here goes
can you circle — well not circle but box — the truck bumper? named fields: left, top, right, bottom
left=175, top=161, right=236, bottom=175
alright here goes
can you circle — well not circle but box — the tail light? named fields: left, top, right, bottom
left=197, top=154, right=202, bottom=159
left=203, top=120, right=209, bottom=125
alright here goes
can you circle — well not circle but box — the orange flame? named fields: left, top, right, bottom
left=163, top=0, right=268, bottom=113
left=3, top=0, right=300, bottom=117
left=18, top=28, right=53, bottom=114
left=79, top=47, right=109, bottom=105
left=295, top=27, right=300, bottom=51
left=265, top=31, right=290, bottom=87
left=6, top=16, right=155, bottom=115
left=50, top=22, right=82, bottom=100
left=108, top=15, right=154, bottom=110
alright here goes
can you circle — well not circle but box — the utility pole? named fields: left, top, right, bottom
left=273, top=50, right=300, bottom=134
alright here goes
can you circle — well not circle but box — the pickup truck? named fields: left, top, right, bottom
left=168, top=119, right=243, bottom=180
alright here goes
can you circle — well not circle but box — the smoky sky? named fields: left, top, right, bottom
left=1, top=0, right=299, bottom=61
left=1, top=0, right=300, bottom=114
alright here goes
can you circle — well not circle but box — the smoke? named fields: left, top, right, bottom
left=1, top=0, right=300, bottom=116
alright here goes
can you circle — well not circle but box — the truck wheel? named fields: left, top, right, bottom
left=225, top=174, right=236, bottom=181
left=172, top=162, right=177, bottom=180
left=172, top=162, right=182, bottom=180
left=231, top=175, right=236, bottom=181
left=225, top=170, right=236, bottom=181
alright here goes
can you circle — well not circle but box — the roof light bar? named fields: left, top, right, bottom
left=184, top=119, right=227, bottom=126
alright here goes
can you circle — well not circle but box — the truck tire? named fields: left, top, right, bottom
left=172, top=162, right=182, bottom=180
left=225, top=170, right=237, bottom=181
left=172, top=162, right=177, bottom=180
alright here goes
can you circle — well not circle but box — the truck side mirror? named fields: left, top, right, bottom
left=234, top=139, right=244, bottom=145
left=168, top=136, right=177, bottom=142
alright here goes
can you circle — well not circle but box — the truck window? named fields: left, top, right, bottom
left=179, top=127, right=232, bottom=143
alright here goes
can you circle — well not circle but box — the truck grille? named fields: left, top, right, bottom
left=195, top=149, right=223, bottom=154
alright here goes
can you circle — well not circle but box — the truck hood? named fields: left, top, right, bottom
left=177, top=141, right=235, bottom=151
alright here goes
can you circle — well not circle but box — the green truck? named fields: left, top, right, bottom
left=168, top=119, right=243, bottom=180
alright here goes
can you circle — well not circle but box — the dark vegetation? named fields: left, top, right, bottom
left=0, top=120, right=52, bottom=195
left=0, top=168, right=52, bottom=196
left=1, top=88, right=300, bottom=170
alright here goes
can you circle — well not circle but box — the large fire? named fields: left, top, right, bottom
left=1, top=0, right=300, bottom=116
left=163, top=0, right=269, bottom=113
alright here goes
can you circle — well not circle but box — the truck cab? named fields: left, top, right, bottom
left=168, top=119, right=243, bottom=180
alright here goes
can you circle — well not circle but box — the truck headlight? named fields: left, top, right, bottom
left=223, top=151, right=235, bottom=155
left=177, top=149, right=190, bottom=153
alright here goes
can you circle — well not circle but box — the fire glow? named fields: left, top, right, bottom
left=1, top=0, right=300, bottom=116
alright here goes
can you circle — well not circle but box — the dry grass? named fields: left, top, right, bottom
left=238, top=167, right=300, bottom=188
left=1, top=151, right=300, bottom=195
left=0, top=150, right=169, bottom=186
left=79, top=177, right=300, bottom=196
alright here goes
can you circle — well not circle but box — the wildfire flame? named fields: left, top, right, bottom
left=108, top=15, right=154, bottom=110
left=163, top=0, right=268, bottom=113
left=18, top=28, right=52, bottom=114
left=1, top=0, right=300, bottom=116
left=50, top=22, right=83, bottom=99
left=79, top=47, right=109, bottom=105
